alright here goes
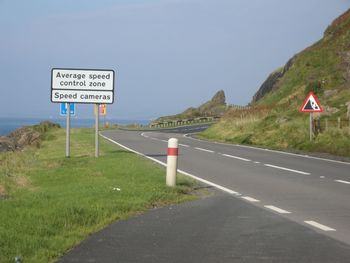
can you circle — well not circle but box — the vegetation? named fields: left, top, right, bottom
left=155, top=90, right=227, bottom=123
left=201, top=9, right=350, bottom=157
left=0, top=127, right=197, bottom=263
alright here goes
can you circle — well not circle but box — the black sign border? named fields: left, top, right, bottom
left=51, top=68, right=115, bottom=104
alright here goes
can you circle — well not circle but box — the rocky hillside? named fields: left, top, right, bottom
left=0, top=121, right=60, bottom=152
left=201, top=9, right=350, bottom=157
left=155, top=90, right=227, bottom=122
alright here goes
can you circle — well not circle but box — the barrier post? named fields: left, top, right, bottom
left=166, top=138, right=178, bottom=187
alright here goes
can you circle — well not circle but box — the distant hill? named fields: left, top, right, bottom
left=201, top=9, right=350, bottom=157
left=154, top=90, right=227, bottom=123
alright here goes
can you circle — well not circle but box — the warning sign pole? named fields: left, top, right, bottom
left=300, top=92, right=323, bottom=142
left=309, top=113, right=313, bottom=141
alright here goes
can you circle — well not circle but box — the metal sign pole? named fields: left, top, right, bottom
left=309, top=112, right=313, bottom=141
left=66, top=103, right=71, bottom=157
left=95, top=104, right=99, bottom=158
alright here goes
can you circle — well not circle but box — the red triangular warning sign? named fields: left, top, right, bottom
left=300, top=92, right=323, bottom=113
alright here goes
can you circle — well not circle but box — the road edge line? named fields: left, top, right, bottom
left=100, top=133, right=241, bottom=196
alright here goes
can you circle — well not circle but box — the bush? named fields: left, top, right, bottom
left=305, top=81, right=322, bottom=96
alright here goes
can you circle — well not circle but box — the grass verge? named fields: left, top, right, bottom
left=0, top=127, right=198, bottom=263
left=199, top=115, right=350, bottom=158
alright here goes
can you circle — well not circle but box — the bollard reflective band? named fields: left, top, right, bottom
left=167, top=147, right=178, bottom=156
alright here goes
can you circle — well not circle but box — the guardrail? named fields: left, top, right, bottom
left=150, top=117, right=221, bottom=128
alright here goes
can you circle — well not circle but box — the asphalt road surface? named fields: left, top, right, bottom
left=59, top=125, right=350, bottom=262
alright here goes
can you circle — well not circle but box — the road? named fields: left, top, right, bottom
left=101, top=125, right=350, bottom=245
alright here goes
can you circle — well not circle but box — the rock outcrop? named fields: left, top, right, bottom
left=0, top=121, right=60, bottom=152
left=252, top=57, right=295, bottom=103
left=156, top=90, right=227, bottom=122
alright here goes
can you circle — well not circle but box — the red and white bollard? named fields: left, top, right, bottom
left=166, top=138, right=178, bottom=187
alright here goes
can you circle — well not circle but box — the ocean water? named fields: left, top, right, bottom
left=0, top=117, right=149, bottom=136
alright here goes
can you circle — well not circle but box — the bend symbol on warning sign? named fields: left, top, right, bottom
left=300, top=92, right=323, bottom=113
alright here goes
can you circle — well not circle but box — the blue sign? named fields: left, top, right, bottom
left=60, top=103, right=75, bottom=116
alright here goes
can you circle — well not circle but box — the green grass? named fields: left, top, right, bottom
left=0, top=128, right=198, bottom=263
left=200, top=114, right=350, bottom=157
left=200, top=10, right=350, bottom=158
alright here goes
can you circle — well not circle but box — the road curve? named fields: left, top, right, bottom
left=101, top=127, right=350, bottom=246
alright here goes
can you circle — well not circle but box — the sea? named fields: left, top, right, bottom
left=0, top=117, right=150, bottom=136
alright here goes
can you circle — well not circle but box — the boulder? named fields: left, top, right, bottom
left=0, top=136, right=17, bottom=152
left=9, top=127, right=41, bottom=148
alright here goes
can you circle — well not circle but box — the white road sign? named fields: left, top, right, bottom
left=51, top=68, right=115, bottom=104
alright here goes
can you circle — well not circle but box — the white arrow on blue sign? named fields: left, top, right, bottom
left=60, top=103, right=75, bottom=116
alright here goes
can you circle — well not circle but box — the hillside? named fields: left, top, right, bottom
left=154, top=90, right=227, bottom=123
left=201, top=9, right=350, bottom=157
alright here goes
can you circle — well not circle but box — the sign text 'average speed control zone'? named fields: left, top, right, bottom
left=51, top=68, right=115, bottom=104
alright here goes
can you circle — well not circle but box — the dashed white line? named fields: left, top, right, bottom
left=335, top=180, right=350, bottom=185
left=195, top=147, right=214, bottom=153
left=179, top=144, right=190, bottom=148
left=304, top=221, right=336, bottom=231
left=254, top=161, right=260, bottom=164
left=264, top=164, right=310, bottom=175
left=242, top=196, right=260, bottom=202
left=264, top=205, right=291, bottom=214
left=222, top=154, right=251, bottom=162
left=161, top=140, right=168, bottom=143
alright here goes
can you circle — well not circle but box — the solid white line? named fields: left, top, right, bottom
left=100, top=133, right=241, bottom=196
left=335, top=180, right=350, bottom=185
left=222, top=154, right=251, bottom=162
left=183, top=134, right=350, bottom=166
left=179, top=144, right=190, bottom=147
left=304, top=221, right=336, bottom=231
left=264, top=205, right=291, bottom=214
left=242, top=196, right=260, bottom=202
left=177, top=169, right=241, bottom=196
left=264, top=164, right=310, bottom=175
left=195, top=147, right=214, bottom=153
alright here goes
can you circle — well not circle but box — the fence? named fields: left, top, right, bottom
left=313, top=117, right=350, bottom=134
left=149, top=116, right=221, bottom=128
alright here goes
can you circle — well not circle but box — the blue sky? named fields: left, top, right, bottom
left=0, top=0, right=348, bottom=120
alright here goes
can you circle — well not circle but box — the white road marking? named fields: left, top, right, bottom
left=178, top=170, right=241, bottom=196
left=264, top=205, right=291, bottom=214
left=195, top=147, right=214, bottom=153
left=100, top=133, right=241, bottom=196
left=179, top=144, right=190, bottom=147
left=184, top=134, right=350, bottom=165
left=335, top=180, right=350, bottom=185
left=254, top=161, right=260, bottom=164
left=304, top=221, right=336, bottom=231
left=242, top=196, right=260, bottom=202
left=161, top=140, right=168, bottom=143
left=222, top=154, right=251, bottom=162
left=264, top=164, right=310, bottom=175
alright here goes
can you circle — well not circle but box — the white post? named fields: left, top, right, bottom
left=66, top=103, right=71, bottom=158
left=166, top=138, right=178, bottom=187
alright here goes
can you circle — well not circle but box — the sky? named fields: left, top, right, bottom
left=0, top=0, right=349, bottom=121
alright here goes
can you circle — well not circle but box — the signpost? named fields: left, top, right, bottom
left=300, top=92, right=323, bottom=141
left=51, top=68, right=115, bottom=158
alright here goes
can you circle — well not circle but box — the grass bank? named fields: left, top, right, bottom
left=200, top=114, right=350, bottom=158
left=0, top=127, right=197, bottom=263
